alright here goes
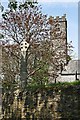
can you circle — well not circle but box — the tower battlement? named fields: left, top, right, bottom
left=49, top=14, right=66, bottom=23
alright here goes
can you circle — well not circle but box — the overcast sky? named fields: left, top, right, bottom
left=0, top=0, right=79, bottom=59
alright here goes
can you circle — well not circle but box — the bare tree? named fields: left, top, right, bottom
left=0, top=0, right=50, bottom=85
left=0, top=1, right=73, bottom=85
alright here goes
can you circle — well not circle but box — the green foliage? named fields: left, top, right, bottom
left=31, top=62, right=49, bottom=85
left=8, top=0, right=38, bottom=10
left=25, top=80, right=80, bottom=91
left=8, top=1, right=17, bottom=10
left=46, top=80, right=80, bottom=88
left=2, top=12, right=8, bottom=20
left=0, top=33, right=4, bottom=39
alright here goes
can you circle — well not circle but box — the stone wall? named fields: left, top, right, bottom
left=2, top=84, right=80, bottom=119
left=33, top=85, right=80, bottom=119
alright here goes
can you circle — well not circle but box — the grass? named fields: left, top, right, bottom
left=48, top=80, right=80, bottom=86
left=26, top=80, right=80, bottom=91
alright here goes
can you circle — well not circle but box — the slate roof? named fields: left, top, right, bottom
left=62, top=60, right=80, bottom=74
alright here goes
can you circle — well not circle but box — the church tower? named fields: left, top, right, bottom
left=48, top=14, right=68, bottom=83
left=49, top=14, right=67, bottom=65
